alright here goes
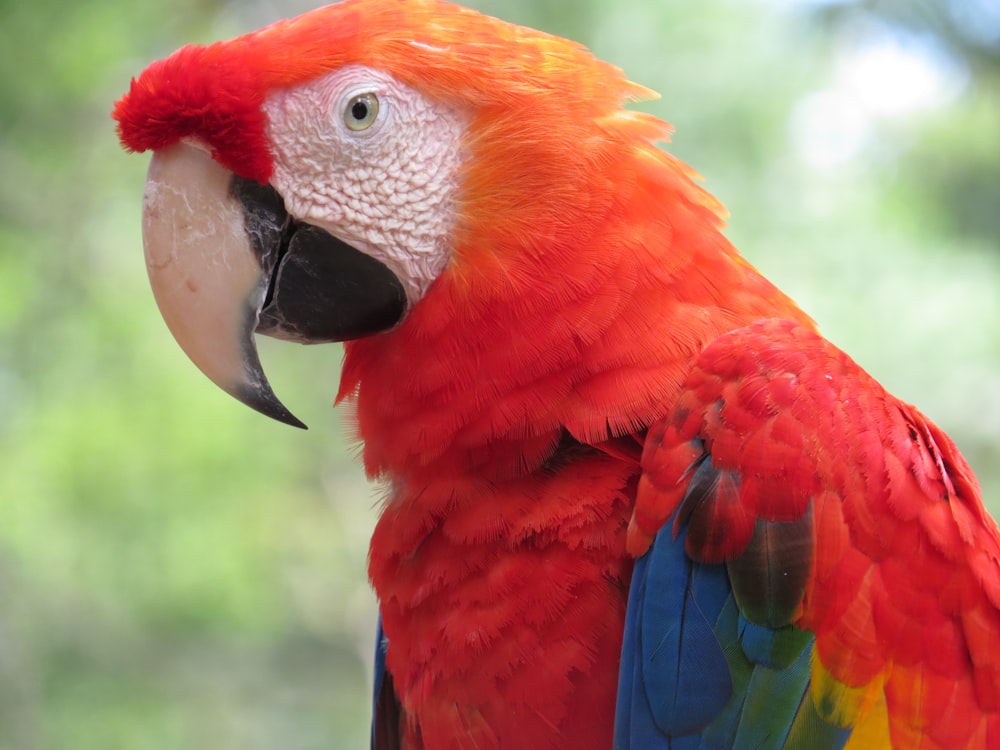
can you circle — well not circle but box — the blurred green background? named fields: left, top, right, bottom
left=1, top=0, right=998, bottom=747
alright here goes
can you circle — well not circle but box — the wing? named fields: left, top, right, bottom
left=617, top=318, right=1000, bottom=749
left=372, top=614, right=403, bottom=750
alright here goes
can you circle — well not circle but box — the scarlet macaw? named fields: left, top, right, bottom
left=113, top=1, right=1000, bottom=748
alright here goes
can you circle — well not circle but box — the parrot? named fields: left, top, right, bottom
left=112, top=1, right=1000, bottom=748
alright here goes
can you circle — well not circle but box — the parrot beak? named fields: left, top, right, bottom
left=142, top=142, right=406, bottom=429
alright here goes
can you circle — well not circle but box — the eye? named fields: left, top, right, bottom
left=344, top=92, right=380, bottom=131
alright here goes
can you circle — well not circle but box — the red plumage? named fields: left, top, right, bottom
left=633, top=319, right=1000, bottom=748
left=112, top=1, right=1000, bottom=747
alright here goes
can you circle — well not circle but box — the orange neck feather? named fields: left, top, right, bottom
left=339, top=113, right=811, bottom=483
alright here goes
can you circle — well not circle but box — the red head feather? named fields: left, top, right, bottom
left=113, top=0, right=655, bottom=184
left=115, top=0, right=785, bottom=464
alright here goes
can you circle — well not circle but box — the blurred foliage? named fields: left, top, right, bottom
left=814, top=0, right=1000, bottom=244
left=0, top=0, right=997, bottom=747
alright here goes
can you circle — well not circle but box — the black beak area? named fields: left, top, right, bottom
left=231, top=178, right=408, bottom=345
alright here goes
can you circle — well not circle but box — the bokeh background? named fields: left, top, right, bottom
left=1, top=0, right=998, bottom=747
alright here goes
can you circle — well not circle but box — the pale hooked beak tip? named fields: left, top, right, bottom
left=142, top=142, right=308, bottom=430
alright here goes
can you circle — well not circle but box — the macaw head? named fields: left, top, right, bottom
left=114, top=0, right=671, bottom=428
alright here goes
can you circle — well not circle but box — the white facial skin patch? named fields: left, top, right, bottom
left=263, top=65, right=469, bottom=306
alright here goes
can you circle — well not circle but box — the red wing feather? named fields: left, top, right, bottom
left=632, top=318, right=1000, bottom=748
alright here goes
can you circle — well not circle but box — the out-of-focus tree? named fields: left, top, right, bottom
left=804, top=0, right=1000, bottom=245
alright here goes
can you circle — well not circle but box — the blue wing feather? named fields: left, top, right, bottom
left=615, top=516, right=851, bottom=750
left=371, top=614, right=403, bottom=750
left=641, top=529, right=733, bottom=735
left=372, top=615, right=389, bottom=750
left=615, top=551, right=666, bottom=748
left=615, top=519, right=733, bottom=749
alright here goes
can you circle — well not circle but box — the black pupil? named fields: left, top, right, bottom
left=351, top=98, right=369, bottom=122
